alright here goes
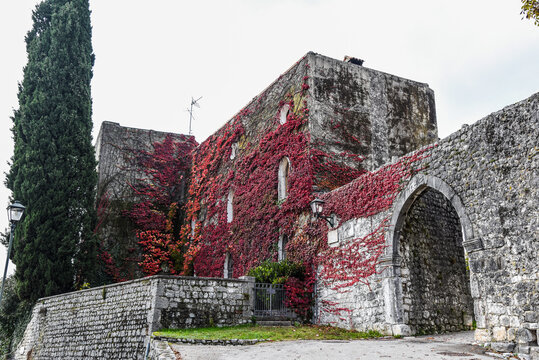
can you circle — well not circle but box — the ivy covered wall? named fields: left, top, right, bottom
left=181, top=52, right=438, bottom=281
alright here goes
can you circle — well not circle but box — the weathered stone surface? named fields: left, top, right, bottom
left=317, top=91, right=539, bottom=358
left=490, top=342, right=516, bottom=352
left=15, top=276, right=252, bottom=360
left=95, top=122, right=195, bottom=279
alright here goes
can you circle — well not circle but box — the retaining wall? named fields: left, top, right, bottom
left=15, top=275, right=254, bottom=359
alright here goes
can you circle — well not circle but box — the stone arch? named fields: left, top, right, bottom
left=382, top=174, right=479, bottom=335
left=387, top=174, right=475, bottom=257
left=278, top=157, right=291, bottom=201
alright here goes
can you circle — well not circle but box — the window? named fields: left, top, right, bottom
left=230, top=142, right=238, bottom=160
left=190, top=218, right=196, bottom=238
left=278, top=234, right=288, bottom=261
left=224, top=252, right=233, bottom=278
left=227, top=190, right=234, bottom=223
left=278, top=157, right=291, bottom=201
left=279, top=104, right=290, bottom=125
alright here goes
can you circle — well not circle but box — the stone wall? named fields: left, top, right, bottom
left=95, top=122, right=195, bottom=281
left=15, top=277, right=154, bottom=359
left=150, top=276, right=253, bottom=330
left=308, top=53, right=437, bottom=173
left=318, top=92, right=538, bottom=355
left=399, top=188, right=474, bottom=334
left=15, top=275, right=254, bottom=360
left=186, top=52, right=438, bottom=278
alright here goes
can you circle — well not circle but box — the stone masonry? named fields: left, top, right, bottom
left=319, top=92, right=538, bottom=356
left=15, top=275, right=254, bottom=359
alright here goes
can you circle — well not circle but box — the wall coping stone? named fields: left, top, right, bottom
left=36, top=275, right=251, bottom=302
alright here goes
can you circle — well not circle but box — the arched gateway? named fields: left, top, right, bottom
left=381, top=174, right=481, bottom=335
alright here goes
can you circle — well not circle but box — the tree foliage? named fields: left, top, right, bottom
left=6, top=0, right=97, bottom=303
left=521, top=0, right=539, bottom=26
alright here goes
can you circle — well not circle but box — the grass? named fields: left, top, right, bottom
left=155, top=324, right=383, bottom=342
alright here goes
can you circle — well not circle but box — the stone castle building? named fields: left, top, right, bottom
left=15, top=53, right=538, bottom=359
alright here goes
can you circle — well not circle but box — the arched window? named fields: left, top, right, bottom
left=278, top=157, right=291, bottom=201
left=278, top=234, right=288, bottom=261
left=227, top=190, right=234, bottom=223
left=224, top=252, right=233, bottom=279
left=279, top=104, right=290, bottom=125
left=230, top=142, right=238, bottom=160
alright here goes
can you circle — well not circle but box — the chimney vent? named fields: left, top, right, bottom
left=344, top=56, right=364, bottom=66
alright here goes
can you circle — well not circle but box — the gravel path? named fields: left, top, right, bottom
left=169, top=331, right=516, bottom=360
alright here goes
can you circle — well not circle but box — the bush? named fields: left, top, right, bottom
left=0, top=276, right=32, bottom=360
left=247, top=260, right=304, bottom=284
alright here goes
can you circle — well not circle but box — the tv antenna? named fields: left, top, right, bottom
left=186, top=96, right=202, bottom=136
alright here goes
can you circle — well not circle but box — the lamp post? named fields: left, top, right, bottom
left=0, top=201, right=25, bottom=306
left=309, top=198, right=335, bottom=228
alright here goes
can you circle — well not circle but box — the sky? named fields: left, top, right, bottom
left=0, top=0, right=538, bottom=275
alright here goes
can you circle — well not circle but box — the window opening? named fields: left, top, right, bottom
left=278, top=234, right=288, bottom=261
left=278, top=157, right=291, bottom=201
left=279, top=104, right=290, bottom=125
left=224, top=252, right=234, bottom=278
left=227, top=190, right=234, bottom=223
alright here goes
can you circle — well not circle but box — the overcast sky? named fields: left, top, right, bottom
left=1, top=0, right=538, bottom=275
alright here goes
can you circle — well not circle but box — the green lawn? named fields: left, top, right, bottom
left=155, top=324, right=383, bottom=342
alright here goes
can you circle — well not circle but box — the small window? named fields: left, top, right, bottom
left=279, top=104, right=290, bottom=125
left=278, top=234, right=288, bottom=261
left=227, top=190, right=234, bottom=223
left=190, top=218, right=196, bottom=238
left=230, top=142, right=238, bottom=160
left=278, top=157, right=291, bottom=201
left=224, top=252, right=233, bottom=278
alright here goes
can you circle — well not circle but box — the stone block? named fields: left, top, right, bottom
left=493, top=326, right=507, bottom=341
left=475, top=328, right=493, bottom=342
left=525, top=312, right=539, bottom=323
left=489, top=303, right=507, bottom=315
left=392, top=324, right=412, bottom=336
left=490, top=342, right=515, bottom=352
left=518, top=328, right=537, bottom=344
left=529, top=346, right=539, bottom=360
left=508, top=327, right=518, bottom=341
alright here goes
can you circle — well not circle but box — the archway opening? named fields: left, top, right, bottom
left=398, top=187, right=474, bottom=334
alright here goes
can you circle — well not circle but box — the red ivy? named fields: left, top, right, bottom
left=127, top=135, right=197, bottom=276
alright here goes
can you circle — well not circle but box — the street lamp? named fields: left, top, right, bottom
left=309, top=198, right=335, bottom=228
left=0, top=201, right=25, bottom=306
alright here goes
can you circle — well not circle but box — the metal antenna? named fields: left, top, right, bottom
left=186, top=96, right=202, bottom=136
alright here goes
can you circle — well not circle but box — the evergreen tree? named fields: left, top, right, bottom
left=6, top=0, right=97, bottom=303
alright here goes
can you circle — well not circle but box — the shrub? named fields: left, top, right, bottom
left=247, top=260, right=304, bottom=284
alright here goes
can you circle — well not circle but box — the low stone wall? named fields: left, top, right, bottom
left=151, top=276, right=254, bottom=330
left=15, top=275, right=254, bottom=360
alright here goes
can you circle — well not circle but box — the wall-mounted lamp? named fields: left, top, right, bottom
left=310, top=198, right=335, bottom=228
left=0, top=201, right=25, bottom=305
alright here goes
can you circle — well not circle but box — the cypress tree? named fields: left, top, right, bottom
left=6, top=0, right=97, bottom=302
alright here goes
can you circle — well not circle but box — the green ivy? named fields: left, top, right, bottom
left=247, top=260, right=304, bottom=284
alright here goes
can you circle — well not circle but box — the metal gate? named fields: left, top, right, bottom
left=254, top=283, right=292, bottom=318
